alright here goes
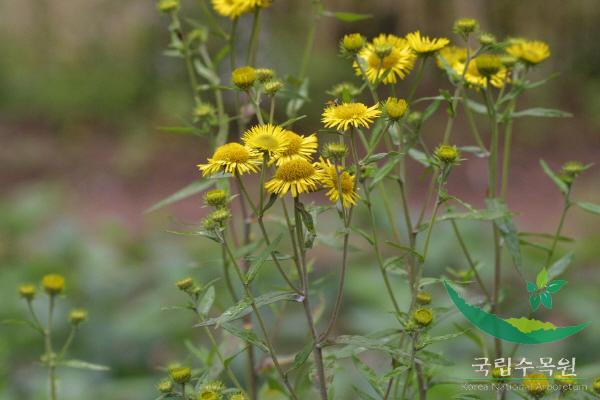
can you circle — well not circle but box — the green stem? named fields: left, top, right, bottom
left=46, top=296, right=57, bottom=400
left=545, top=190, right=571, bottom=269
left=500, top=99, right=517, bottom=199
left=407, top=58, right=427, bottom=102
left=355, top=55, right=379, bottom=102
left=298, top=1, right=320, bottom=81
left=247, top=8, right=262, bottom=66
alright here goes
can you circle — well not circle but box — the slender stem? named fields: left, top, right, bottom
left=181, top=383, right=186, bottom=399
left=46, top=296, right=57, bottom=400
left=222, top=245, right=239, bottom=303
left=355, top=55, right=379, bottom=102
left=298, top=1, right=320, bottom=81
left=222, top=238, right=299, bottom=400
left=247, top=8, right=262, bottom=66
left=269, top=96, right=276, bottom=124
left=544, top=190, right=571, bottom=269
left=500, top=99, right=517, bottom=199
left=293, top=197, right=329, bottom=400
left=249, top=90, right=264, bottom=124
left=407, top=58, right=427, bottom=102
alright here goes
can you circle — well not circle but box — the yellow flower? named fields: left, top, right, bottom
left=198, top=143, right=262, bottom=176
left=507, top=40, right=550, bottom=65
left=157, top=379, right=173, bottom=393
left=242, top=124, right=289, bottom=159
left=265, top=159, right=322, bottom=197
left=406, top=31, right=449, bottom=56
left=169, top=366, right=191, bottom=384
left=19, top=284, right=36, bottom=300
left=198, top=381, right=225, bottom=400
left=157, top=0, right=179, bottom=13
left=317, top=158, right=359, bottom=208
left=475, top=54, right=502, bottom=77
left=453, top=58, right=508, bottom=89
left=354, top=34, right=416, bottom=84
left=322, top=102, right=381, bottom=131
left=69, top=309, right=88, bottom=325
left=42, top=274, right=65, bottom=296
left=204, top=189, right=228, bottom=207
left=176, top=277, right=194, bottom=290
left=231, top=66, right=256, bottom=89
left=434, top=144, right=460, bottom=164
left=413, top=307, right=433, bottom=326
left=436, top=46, right=467, bottom=69
left=322, top=142, right=348, bottom=161
left=523, top=373, right=549, bottom=397
left=383, top=97, right=408, bottom=120
left=271, top=130, right=318, bottom=166
left=212, top=0, right=268, bottom=19
left=340, top=33, right=366, bottom=55
left=229, top=392, right=248, bottom=400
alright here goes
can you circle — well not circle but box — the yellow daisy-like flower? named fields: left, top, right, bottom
left=198, top=143, right=262, bottom=176
left=436, top=46, right=467, bottom=69
left=317, top=158, right=359, bottom=208
left=453, top=59, right=508, bottom=89
left=507, top=40, right=550, bottom=65
left=271, top=130, right=318, bottom=166
left=322, top=102, right=381, bottom=131
left=523, top=373, right=549, bottom=397
left=212, top=0, right=270, bottom=19
left=242, top=124, right=289, bottom=158
left=406, top=31, right=449, bottom=56
left=354, top=34, right=416, bottom=84
left=265, top=159, right=322, bottom=197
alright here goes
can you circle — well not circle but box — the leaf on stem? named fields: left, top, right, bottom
left=540, top=160, right=568, bottom=194
left=145, top=179, right=215, bottom=213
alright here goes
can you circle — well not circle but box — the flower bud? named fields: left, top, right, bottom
left=322, top=142, right=348, bottom=162
left=453, top=18, right=479, bottom=38
left=157, top=379, right=174, bottom=393
left=561, top=161, right=586, bottom=177
left=204, top=189, right=228, bottom=208
left=406, top=111, right=423, bottom=128
left=491, top=367, right=510, bottom=381
left=500, top=55, right=517, bottom=68
left=327, top=82, right=360, bottom=99
left=340, top=33, right=366, bottom=55
left=69, top=309, right=88, bottom=325
left=264, top=80, right=283, bottom=96
left=416, top=291, right=432, bottom=305
left=478, top=32, right=496, bottom=46
left=229, top=392, right=249, bottom=400
left=19, top=284, right=36, bottom=300
left=42, top=274, right=65, bottom=296
left=210, top=209, right=231, bottom=224
left=374, top=43, right=393, bottom=59
left=176, top=277, right=194, bottom=291
left=523, top=373, right=549, bottom=397
left=169, top=366, right=191, bottom=384
left=231, top=66, right=256, bottom=90
left=593, top=376, right=600, bottom=393
left=157, top=0, right=179, bottom=13
left=194, top=103, right=217, bottom=122
left=475, top=54, right=502, bottom=77
left=413, top=307, right=433, bottom=327
left=384, top=97, right=408, bottom=120
left=554, top=375, right=576, bottom=390
left=255, top=68, right=275, bottom=82
left=434, top=144, right=460, bottom=164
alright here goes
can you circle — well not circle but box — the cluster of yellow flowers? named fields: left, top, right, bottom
left=198, top=123, right=359, bottom=207
left=212, top=0, right=270, bottom=20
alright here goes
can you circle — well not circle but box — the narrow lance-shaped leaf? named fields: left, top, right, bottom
left=511, top=108, right=573, bottom=119
left=245, top=235, right=283, bottom=284
left=577, top=202, right=600, bottom=216
left=322, top=11, right=373, bottom=22
left=547, top=252, right=574, bottom=281
left=539, top=160, right=568, bottom=194
left=286, top=339, right=314, bottom=373
left=221, top=323, right=269, bottom=353
left=145, top=179, right=215, bottom=213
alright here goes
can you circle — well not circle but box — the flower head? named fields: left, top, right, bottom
left=453, top=57, right=508, bottom=89
left=157, top=379, right=174, bottom=393
left=475, top=54, right=503, bottom=77
left=554, top=375, right=576, bottom=389
left=413, top=307, right=433, bottom=326
left=327, top=82, right=361, bottom=99
left=42, top=274, right=65, bottom=296
left=69, top=309, right=88, bottom=326
left=383, top=97, right=408, bottom=120
left=321, top=142, right=348, bottom=161
left=265, top=159, right=322, bottom=197
left=491, top=367, right=510, bottom=380
left=19, top=284, right=36, bottom=300
left=317, top=158, right=359, bottom=208
left=198, top=143, right=262, bottom=176
left=593, top=376, right=600, bottom=393
left=212, top=0, right=268, bottom=19
left=478, top=32, right=496, bottom=46
left=264, top=80, right=283, bottom=96
left=406, top=31, right=449, bottom=56
left=561, top=161, right=587, bottom=177
left=507, top=40, right=550, bottom=65
left=242, top=124, right=290, bottom=159
left=157, top=0, right=180, bottom=13
left=169, top=366, right=192, bottom=384
left=194, top=103, right=217, bottom=123
left=322, top=102, right=381, bottom=131
left=340, top=33, right=366, bottom=56
left=255, top=68, right=274, bottom=82
left=231, top=66, right=256, bottom=89
left=434, top=145, right=460, bottom=164
left=355, top=34, right=416, bottom=84
left=204, top=189, right=228, bottom=208
left=416, top=291, right=432, bottom=305
left=453, top=18, right=479, bottom=38
left=176, top=277, right=195, bottom=291
left=209, top=208, right=231, bottom=224
left=197, top=381, right=225, bottom=400
left=523, top=373, right=549, bottom=397
left=229, top=392, right=248, bottom=400
left=271, top=130, right=318, bottom=166
left=437, top=46, right=468, bottom=70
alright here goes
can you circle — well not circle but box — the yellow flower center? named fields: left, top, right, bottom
left=336, top=172, right=354, bottom=192
left=253, top=134, right=280, bottom=151
left=368, top=51, right=400, bottom=69
left=281, top=132, right=302, bottom=156
left=331, top=103, right=369, bottom=120
left=213, top=143, right=251, bottom=163
left=275, top=159, right=315, bottom=182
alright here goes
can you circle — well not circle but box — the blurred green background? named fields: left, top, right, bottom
left=1, top=0, right=600, bottom=399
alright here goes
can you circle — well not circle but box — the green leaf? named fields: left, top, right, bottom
left=287, top=340, right=314, bottom=373
left=280, top=115, right=307, bottom=128
left=145, top=179, right=215, bottom=213
left=198, top=286, right=215, bottom=316
left=421, top=330, right=467, bottom=346
left=540, top=159, right=568, bottom=194
left=221, top=323, right=269, bottom=353
left=511, top=108, right=573, bottom=119
left=437, top=208, right=507, bottom=222
left=526, top=281, right=537, bottom=293
left=195, top=291, right=301, bottom=327
left=486, top=199, right=522, bottom=270
left=465, top=99, right=488, bottom=115
left=334, top=335, right=404, bottom=358
left=422, top=98, right=442, bottom=121
left=2, top=318, right=43, bottom=334
left=536, top=268, right=549, bottom=289
left=408, top=148, right=431, bottom=167
left=529, top=294, right=541, bottom=311
left=245, top=235, right=283, bottom=284
left=352, top=355, right=384, bottom=397
left=351, top=227, right=374, bottom=246
left=547, top=280, right=567, bottom=294
left=547, top=252, right=574, bottom=281
left=60, top=360, right=110, bottom=371
left=577, top=202, right=600, bottom=216
left=368, top=155, right=400, bottom=189
left=323, top=11, right=373, bottom=22
left=540, top=291, right=553, bottom=309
